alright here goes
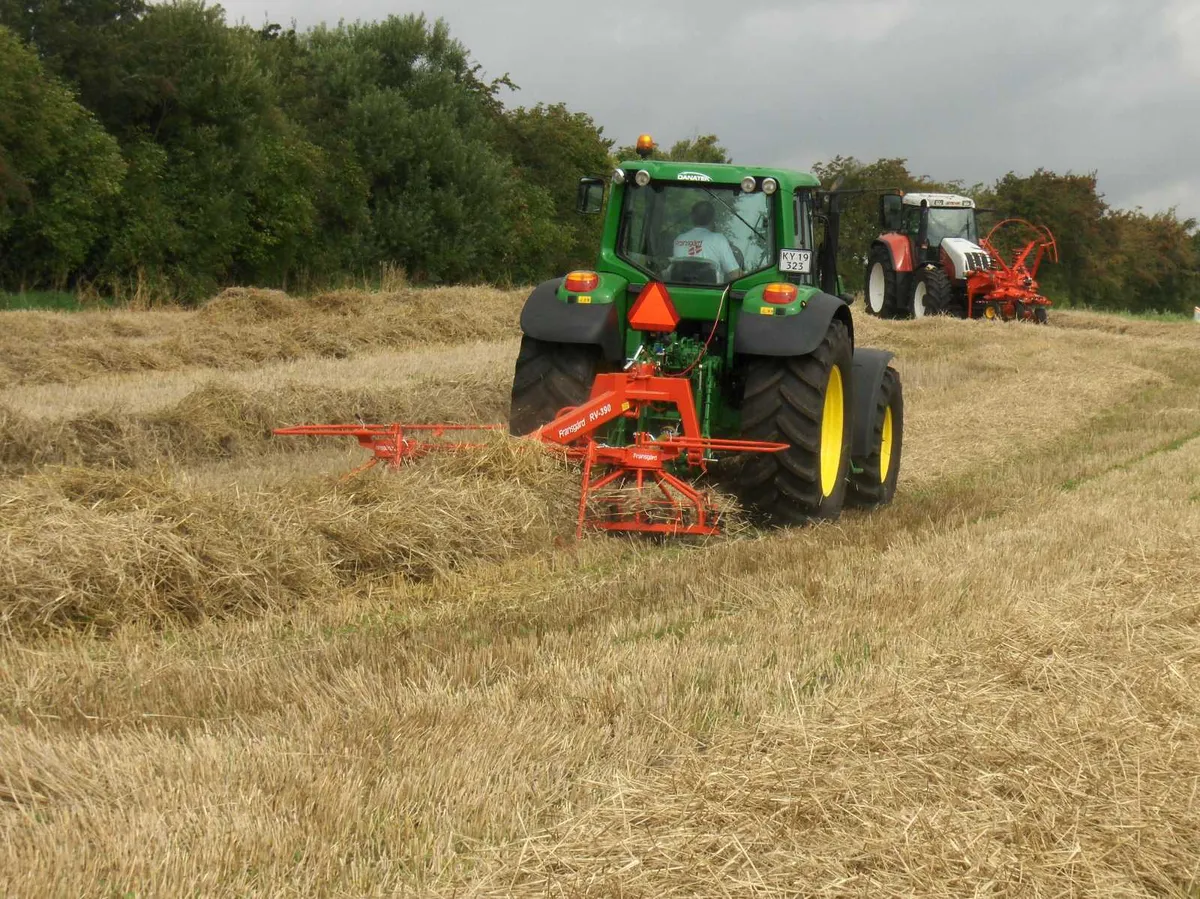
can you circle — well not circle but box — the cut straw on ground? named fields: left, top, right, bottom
left=0, top=285, right=525, bottom=388
left=2, top=290, right=1200, bottom=896
left=0, top=439, right=577, bottom=637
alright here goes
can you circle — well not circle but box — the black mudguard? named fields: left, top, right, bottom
left=850, top=347, right=895, bottom=457
left=734, top=291, right=855, bottom=358
left=518, top=278, right=623, bottom=361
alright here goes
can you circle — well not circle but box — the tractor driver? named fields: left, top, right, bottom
left=672, top=200, right=742, bottom=281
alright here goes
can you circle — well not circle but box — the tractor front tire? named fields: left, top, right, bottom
left=848, top=366, right=903, bottom=508
left=508, top=336, right=601, bottom=436
left=911, top=267, right=954, bottom=318
left=865, top=245, right=902, bottom=319
left=735, top=321, right=853, bottom=525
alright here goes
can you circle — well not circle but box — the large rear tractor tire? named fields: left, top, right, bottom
left=508, top=336, right=602, bottom=436
left=864, top=245, right=902, bottom=319
left=735, top=321, right=853, bottom=524
left=847, top=366, right=903, bottom=508
left=911, top=267, right=954, bottom=318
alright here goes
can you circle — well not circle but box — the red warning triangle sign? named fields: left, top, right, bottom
left=628, top=281, right=680, bottom=333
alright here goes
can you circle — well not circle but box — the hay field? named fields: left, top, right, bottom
left=2, top=287, right=1199, bottom=897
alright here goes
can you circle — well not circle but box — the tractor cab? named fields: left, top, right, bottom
left=570, top=155, right=852, bottom=310
left=612, top=170, right=775, bottom=286
left=882, top=192, right=978, bottom=265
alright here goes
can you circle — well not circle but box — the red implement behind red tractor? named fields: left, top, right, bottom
left=966, top=218, right=1058, bottom=322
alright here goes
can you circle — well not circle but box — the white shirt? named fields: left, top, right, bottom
left=672, top=227, right=739, bottom=279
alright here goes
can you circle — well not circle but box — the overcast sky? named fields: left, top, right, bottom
left=219, top=0, right=1200, bottom=221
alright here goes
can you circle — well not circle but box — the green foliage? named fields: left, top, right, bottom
left=500, top=103, right=614, bottom=273
left=97, top=2, right=331, bottom=298
left=0, top=0, right=146, bottom=132
left=0, top=289, right=86, bottom=310
left=290, top=15, right=578, bottom=283
left=1105, top=210, right=1199, bottom=313
left=666, top=135, right=731, bottom=164
left=0, top=25, right=125, bottom=289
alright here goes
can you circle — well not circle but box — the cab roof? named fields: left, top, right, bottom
left=618, top=158, right=821, bottom=189
left=901, top=192, right=975, bottom=209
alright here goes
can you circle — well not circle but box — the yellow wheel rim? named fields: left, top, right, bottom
left=880, top=405, right=893, bottom=483
left=820, top=365, right=845, bottom=498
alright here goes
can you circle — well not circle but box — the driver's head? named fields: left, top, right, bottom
left=690, top=200, right=715, bottom=229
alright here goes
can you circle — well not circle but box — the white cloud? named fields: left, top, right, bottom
left=1168, top=0, right=1200, bottom=79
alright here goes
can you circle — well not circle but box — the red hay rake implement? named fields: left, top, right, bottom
left=274, top=359, right=786, bottom=538
left=968, top=218, right=1059, bottom=322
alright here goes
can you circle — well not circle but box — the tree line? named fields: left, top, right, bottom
left=1, top=2, right=1196, bottom=312
left=0, top=2, right=614, bottom=300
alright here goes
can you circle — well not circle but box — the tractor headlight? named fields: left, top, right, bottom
left=740, top=176, right=757, bottom=193
left=761, top=177, right=778, bottom=195
left=612, top=168, right=626, bottom=185
left=634, top=169, right=651, bottom=187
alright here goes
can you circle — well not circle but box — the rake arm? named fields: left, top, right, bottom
left=273, top=363, right=787, bottom=536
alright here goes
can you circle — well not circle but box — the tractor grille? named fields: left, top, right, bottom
left=964, top=251, right=992, bottom=272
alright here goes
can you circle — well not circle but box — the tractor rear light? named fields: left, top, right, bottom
left=741, top=176, right=757, bottom=193
left=635, top=169, right=651, bottom=187
left=762, top=283, right=798, bottom=305
left=762, top=177, right=778, bottom=195
left=565, top=271, right=599, bottom=293
left=612, top=168, right=626, bottom=185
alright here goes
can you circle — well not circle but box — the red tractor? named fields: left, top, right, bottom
left=863, top=192, right=1057, bottom=322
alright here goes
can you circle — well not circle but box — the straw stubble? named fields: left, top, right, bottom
left=1, top=291, right=1199, bottom=896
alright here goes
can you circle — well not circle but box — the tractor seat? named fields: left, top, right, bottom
left=665, top=258, right=721, bottom=285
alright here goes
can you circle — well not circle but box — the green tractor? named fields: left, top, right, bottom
left=508, top=136, right=904, bottom=526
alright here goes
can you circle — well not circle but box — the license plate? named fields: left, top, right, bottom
left=778, top=248, right=813, bottom=274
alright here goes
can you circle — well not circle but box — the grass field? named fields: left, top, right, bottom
left=2, top=287, right=1199, bottom=897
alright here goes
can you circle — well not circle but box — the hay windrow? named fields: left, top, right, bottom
left=0, top=372, right=514, bottom=475
left=193, top=287, right=298, bottom=324
left=0, top=442, right=576, bottom=637
left=1053, top=309, right=1200, bottom=341
left=0, top=286, right=525, bottom=387
left=3, top=306, right=1200, bottom=896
